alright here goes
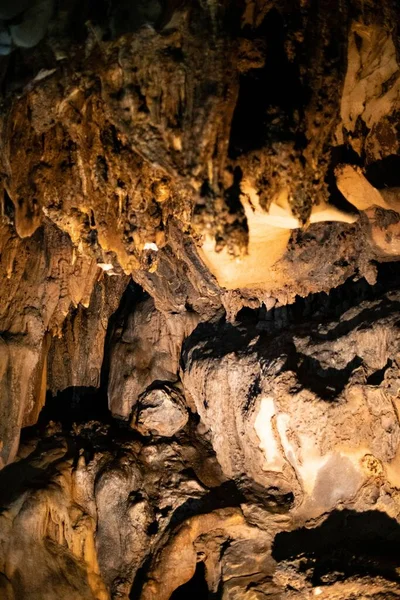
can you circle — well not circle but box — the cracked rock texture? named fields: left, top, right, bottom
left=0, top=0, right=399, bottom=598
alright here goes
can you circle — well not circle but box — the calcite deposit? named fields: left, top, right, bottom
left=0, top=0, right=399, bottom=598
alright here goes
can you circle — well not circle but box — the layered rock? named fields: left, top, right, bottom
left=108, top=296, right=198, bottom=419
left=183, top=286, right=400, bottom=520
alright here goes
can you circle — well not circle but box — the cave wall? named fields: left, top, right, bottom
left=0, top=0, right=399, bottom=598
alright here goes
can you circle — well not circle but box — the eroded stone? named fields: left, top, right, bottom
left=132, top=386, right=188, bottom=437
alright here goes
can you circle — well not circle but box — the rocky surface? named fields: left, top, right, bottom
left=1, top=276, right=400, bottom=600
left=0, top=0, right=399, bottom=598
left=131, top=385, right=189, bottom=437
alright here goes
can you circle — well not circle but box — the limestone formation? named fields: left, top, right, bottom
left=132, top=385, right=189, bottom=438
left=0, top=0, right=399, bottom=598
left=108, top=296, right=198, bottom=419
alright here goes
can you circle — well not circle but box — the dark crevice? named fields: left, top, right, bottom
left=89, top=209, right=96, bottom=227
left=228, top=9, right=305, bottom=158
left=146, top=520, right=159, bottom=535
left=225, top=166, right=244, bottom=215
left=100, top=124, right=123, bottom=155
left=366, top=155, right=400, bottom=189
left=367, top=359, right=393, bottom=386
left=38, top=386, right=108, bottom=430
left=130, top=558, right=153, bottom=600
left=99, top=279, right=147, bottom=401
left=200, top=179, right=214, bottom=198
left=34, top=280, right=146, bottom=430
left=282, top=353, right=363, bottom=401
left=3, top=189, right=15, bottom=221
left=243, top=374, right=262, bottom=414
left=169, top=562, right=209, bottom=600
left=183, top=262, right=400, bottom=365
left=96, top=155, right=108, bottom=182
left=223, top=166, right=248, bottom=239
left=272, top=510, right=400, bottom=586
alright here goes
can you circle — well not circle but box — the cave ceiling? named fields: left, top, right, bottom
left=0, top=0, right=399, bottom=598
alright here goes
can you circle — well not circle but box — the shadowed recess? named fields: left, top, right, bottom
left=169, top=562, right=209, bottom=600
left=273, top=510, right=400, bottom=585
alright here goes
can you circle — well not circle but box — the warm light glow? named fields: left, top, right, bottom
left=254, top=397, right=286, bottom=471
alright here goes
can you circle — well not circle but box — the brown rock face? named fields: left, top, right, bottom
left=0, top=0, right=399, bottom=598
left=131, top=385, right=189, bottom=437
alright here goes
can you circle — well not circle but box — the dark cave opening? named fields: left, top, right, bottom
left=35, top=279, right=148, bottom=431
left=272, top=509, right=400, bottom=586
left=366, top=359, right=393, bottom=386
left=228, top=8, right=305, bottom=157
left=169, top=562, right=209, bottom=600
left=366, top=154, right=400, bottom=189
left=37, top=385, right=109, bottom=430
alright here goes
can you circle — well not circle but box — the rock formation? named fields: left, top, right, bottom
left=0, top=0, right=399, bottom=598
